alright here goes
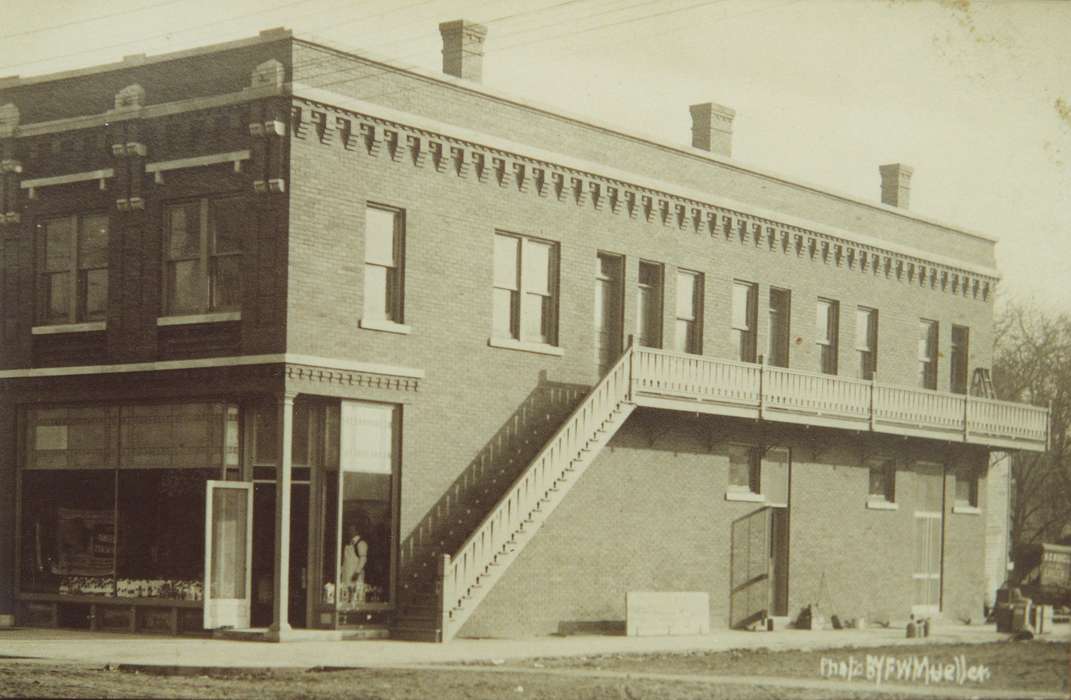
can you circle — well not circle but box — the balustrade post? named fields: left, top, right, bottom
left=963, top=394, right=970, bottom=443
left=627, top=334, right=636, bottom=402
left=438, top=554, right=453, bottom=642
left=758, top=354, right=765, bottom=420
left=869, top=376, right=876, bottom=432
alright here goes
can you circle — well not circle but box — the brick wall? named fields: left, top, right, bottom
left=291, top=41, right=995, bottom=269
left=461, top=412, right=987, bottom=637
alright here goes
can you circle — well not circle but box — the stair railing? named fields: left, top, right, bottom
left=438, top=341, right=636, bottom=640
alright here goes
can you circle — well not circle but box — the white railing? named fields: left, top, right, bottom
left=439, top=343, right=635, bottom=640
left=966, top=395, right=1049, bottom=447
left=630, top=348, right=1048, bottom=451
left=872, top=383, right=965, bottom=436
left=763, top=365, right=870, bottom=423
left=632, top=348, right=760, bottom=410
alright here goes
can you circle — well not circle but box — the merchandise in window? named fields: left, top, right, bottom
left=36, top=213, right=109, bottom=325
left=363, top=206, right=405, bottom=323
left=492, top=232, right=558, bottom=345
left=163, top=197, right=245, bottom=316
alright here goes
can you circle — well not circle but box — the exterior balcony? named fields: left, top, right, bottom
left=630, top=347, right=1050, bottom=453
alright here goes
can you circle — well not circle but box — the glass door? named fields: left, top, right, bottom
left=203, top=480, right=253, bottom=629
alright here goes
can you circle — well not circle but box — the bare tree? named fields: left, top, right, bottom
left=992, top=302, right=1071, bottom=546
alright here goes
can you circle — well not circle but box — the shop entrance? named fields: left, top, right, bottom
left=251, top=481, right=311, bottom=628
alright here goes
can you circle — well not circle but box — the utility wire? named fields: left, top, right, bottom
left=0, top=0, right=189, bottom=40
left=0, top=0, right=335, bottom=73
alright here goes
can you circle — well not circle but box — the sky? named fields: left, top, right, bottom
left=2, top=0, right=1069, bottom=312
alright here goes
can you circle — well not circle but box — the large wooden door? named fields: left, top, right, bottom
left=594, top=254, right=623, bottom=376
left=203, top=481, right=253, bottom=629
left=913, top=463, right=943, bottom=615
left=730, top=508, right=770, bottom=628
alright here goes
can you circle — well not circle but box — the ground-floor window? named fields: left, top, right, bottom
left=19, top=403, right=237, bottom=602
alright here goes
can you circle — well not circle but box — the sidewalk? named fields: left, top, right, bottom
left=0, top=623, right=1066, bottom=670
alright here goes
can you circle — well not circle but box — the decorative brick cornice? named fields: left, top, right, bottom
left=285, top=362, right=420, bottom=392
left=290, top=96, right=998, bottom=302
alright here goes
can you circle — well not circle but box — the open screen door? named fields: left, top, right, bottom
left=204, top=480, right=253, bottom=629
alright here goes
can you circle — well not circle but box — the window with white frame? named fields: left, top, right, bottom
left=492, top=232, right=558, bottom=345
left=856, top=306, right=878, bottom=380
left=731, top=281, right=757, bottom=362
left=816, top=298, right=839, bottom=375
left=866, top=457, right=896, bottom=504
left=636, top=261, right=663, bottom=348
left=728, top=444, right=760, bottom=495
left=954, top=470, right=979, bottom=510
left=363, top=205, right=405, bottom=323
left=163, top=197, right=244, bottom=316
left=918, top=319, right=939, bottom=390
left=674, top=269, right=702, bottom=354
left=36, top=213, right=109, bottom=325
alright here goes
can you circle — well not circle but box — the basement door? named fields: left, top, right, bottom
left=203, top=480, right=253, bottom=629
left=912, top=463, right=943, bottom=615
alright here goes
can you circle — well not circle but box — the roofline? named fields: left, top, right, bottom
left=0, top=27, right=292, bottom=90
left=291, top=34, right=998, bottom=246
left=0, top=27, right=997, bottom=246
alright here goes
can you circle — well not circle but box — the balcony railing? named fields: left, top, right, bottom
left=631, top=347, right=1049, bottom=452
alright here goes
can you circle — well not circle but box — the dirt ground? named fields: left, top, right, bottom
left=507, top=640, right=1071, bottom=693
left=0, top=640, right=1065, bottom=699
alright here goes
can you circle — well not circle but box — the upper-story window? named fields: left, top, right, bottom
left=36, top=213, right=109, bottom=325
left=918, top=319, right=939, bottom=390
left=856, top=306, right=878, bottom=380
left=731, top=281, right=757, bottom=363
left=816, top=298, right=839, bottom=375
left=493, top=232, right=558, bottom=345
left=636, top=261, right=663, bottom=348
left=950, top=325, right=970, bottom=395
left=363, top=205, right=405, bottom=324
left=767, top=288, right=790, bottom=368
left=674, top=269, right=702, bottom=354
left=163, top=197, right=243, bottom=316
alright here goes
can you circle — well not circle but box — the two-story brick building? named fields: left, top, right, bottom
left=0, top=22, right=1049, bottom=641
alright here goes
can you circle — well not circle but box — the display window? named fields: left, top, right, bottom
left=319, top=401, right=399, bottom=619
left=19, top=403, right=238, bottom=604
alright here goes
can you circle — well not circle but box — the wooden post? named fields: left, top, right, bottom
left=868, top=375, right=876, bottom=432
left=268, top=392, right=296, bottom=641
left=626, top=334, right=635, bottom=402
left=438, top=554, right=453, bottom=643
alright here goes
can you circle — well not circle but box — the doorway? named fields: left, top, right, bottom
left=251, top=482, right=311, bottom=628
left=595, top=253, right=624, bottom=376
left=769, top=508, right=789, bottom=616
left=912, top=463, right=943, bottom=614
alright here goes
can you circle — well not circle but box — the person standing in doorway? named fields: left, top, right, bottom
left=340, top=520, right=368, bottom=608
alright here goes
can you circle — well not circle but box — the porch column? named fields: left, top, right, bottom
left=267, top=392, right=296, bottom=640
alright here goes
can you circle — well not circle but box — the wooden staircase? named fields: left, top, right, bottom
left=394, top=345, right=637, bottom=641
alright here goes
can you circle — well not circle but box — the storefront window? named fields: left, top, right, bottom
left=337, top=401, right=396, bottom=611
left=21, top=470, right=116, bottom=596
left=20, top=403, right=237, bottom=605
left=115, top=469, right=216, bottom=600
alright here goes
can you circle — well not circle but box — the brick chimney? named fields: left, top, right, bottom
left=879, top=163, right=913, bottom=208
left=689, top=102, right=735, bottom=157
left=439, top=20, right=488, bottom=83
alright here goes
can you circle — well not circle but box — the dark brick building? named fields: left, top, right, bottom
left=0, top=23, right=1049, bottom=641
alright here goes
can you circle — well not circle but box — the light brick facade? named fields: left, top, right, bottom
left=0, top=27, right=1031, bottom=639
